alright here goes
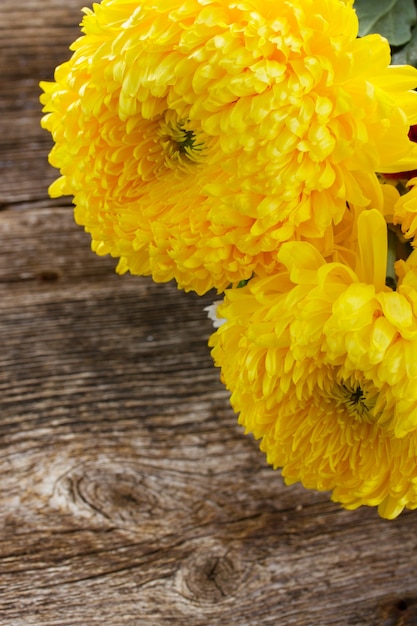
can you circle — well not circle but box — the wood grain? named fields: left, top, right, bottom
left=2, top=1, right=417, bottom=624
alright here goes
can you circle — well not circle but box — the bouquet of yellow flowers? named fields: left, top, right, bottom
left=41, top=0, right=417, bottom=518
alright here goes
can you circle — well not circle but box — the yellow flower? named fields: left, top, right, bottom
left=40, top=0, right=417, bottom=293
left=209, top=210, right=417, bottom=518
left=393, top=176, right=417, bottom=243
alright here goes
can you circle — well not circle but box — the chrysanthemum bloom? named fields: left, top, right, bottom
left=40, top=0, right=417, bottom=294
left=209, top=209, right=417, bottom=518
left=382, top=125, right=417, bottom=182
left=393, top=177, right=417, bottom=243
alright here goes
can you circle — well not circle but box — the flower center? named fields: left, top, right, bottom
left=336, top=381, right=378, bottom=423
left=158, top=112, right=205, bottom=171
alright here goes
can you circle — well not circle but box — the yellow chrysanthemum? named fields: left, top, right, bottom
left=393, top=176, right=417, bottom=243
left=40, top=0, right=417, bottom=293
left=209, top=210, right=417, bottom=518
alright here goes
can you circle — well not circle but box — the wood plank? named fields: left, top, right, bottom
left=2, top=0, right=417, bottom=624
left=0, top=0, right=84, bottom=204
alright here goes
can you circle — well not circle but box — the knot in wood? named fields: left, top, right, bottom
left=178, top=550, right=243, bottom=605
left=53, top=461, right=180, bottom=533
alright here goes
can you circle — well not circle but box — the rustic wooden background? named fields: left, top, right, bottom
left=2, top=1, right=417, bottom=624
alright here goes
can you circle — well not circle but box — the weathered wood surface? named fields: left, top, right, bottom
left=1, top=2, right=417, bottom=624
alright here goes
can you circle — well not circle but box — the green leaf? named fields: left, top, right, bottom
left=391, top=25, right=417, bottom=67
left=355, top=0, right=417, bottom=47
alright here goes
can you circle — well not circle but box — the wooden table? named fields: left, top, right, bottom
left=1, top=2, right=417, bottom=624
